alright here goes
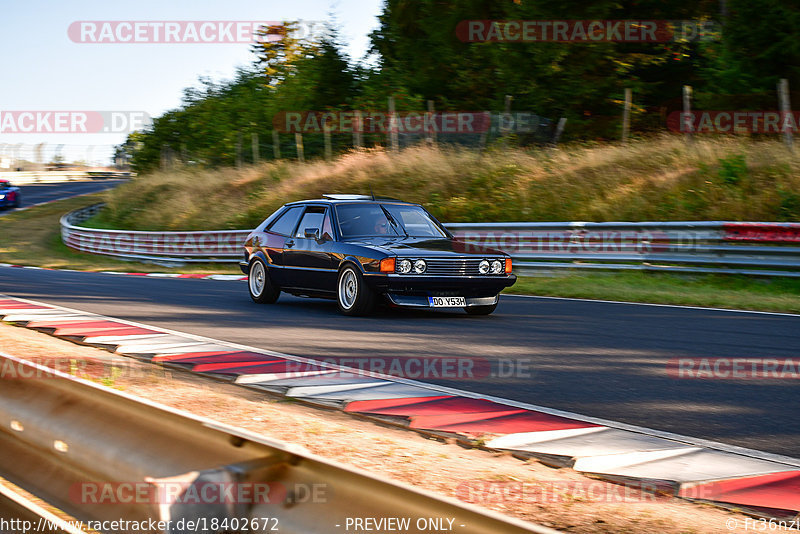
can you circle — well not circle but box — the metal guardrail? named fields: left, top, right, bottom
left=61, top=204, right=800, bottom=275
left=446, top=221, right=800, bottom=277
left=0, top=351, right=553, bottom=534
left=61, top=204, right=250, bottom=265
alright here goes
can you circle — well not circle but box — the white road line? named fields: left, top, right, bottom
left=503, top=293, right=800, bottom=318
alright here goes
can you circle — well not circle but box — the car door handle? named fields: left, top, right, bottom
left=285, top=239, right=295, bottom=248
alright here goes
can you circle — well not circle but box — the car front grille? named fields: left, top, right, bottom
left=396, top=258, right=504, bottom=276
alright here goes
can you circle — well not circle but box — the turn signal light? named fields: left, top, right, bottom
left=380, top=257, right=396, bottom=272
left=505, top=258, right=513, bottom=273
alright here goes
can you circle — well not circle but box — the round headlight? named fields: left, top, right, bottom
left=491, top=260, right=503, bottom=274
left=479, top=260, right=490, bottom=274
left=398, top=259, right=412, bottom=273
left=414, top=259, right=427, bottom=274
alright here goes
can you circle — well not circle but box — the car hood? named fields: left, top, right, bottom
left=344, top=237, right=506, bottom=257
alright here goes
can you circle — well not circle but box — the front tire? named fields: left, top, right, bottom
left=465, top=303, right=498, bottom=315
left=337, top=264, right=375, bottom=316
left=248, top=258, right=280, bottom=304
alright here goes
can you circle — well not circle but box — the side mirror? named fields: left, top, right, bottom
left=304, top=227, right=320, bottom=240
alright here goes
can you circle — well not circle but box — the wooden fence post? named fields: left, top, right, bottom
left=251, top=132, right=259, bottom=164
left=388, top=97, right=399, bottom=152
left=353, top=110, right=363, bottom=149
left=295, top=133, right=305, bottom=163
left=622, top=88, right=632, bottom=144
left=682, top=85, right=693, bottom=144
left=236, top=132, right=243, bottom=169
left=272, top=130, right=281, bottom=160
left=501, top=95, right=513, bottom=148
left=426, top=100, right=437, bottom=146
left=778, top=78, right=794, bottom=151
left=324, top=129, right=332, bottom=160
left=551, top=118, right=567, bottom=146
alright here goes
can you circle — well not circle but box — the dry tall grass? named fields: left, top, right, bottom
left=95, top=136, right=800, bottom=230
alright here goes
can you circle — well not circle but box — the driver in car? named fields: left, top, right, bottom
left=374, top=217, right=390, bottom=235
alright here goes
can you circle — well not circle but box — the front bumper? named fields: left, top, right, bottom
left=385, top=294, right=499, bottom=308
left=365, top=273, right=516, bottom=298
left=239, top=261, right=249, bottom=274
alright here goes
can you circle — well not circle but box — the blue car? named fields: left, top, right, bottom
left=0, top=180, right=21, bottom=209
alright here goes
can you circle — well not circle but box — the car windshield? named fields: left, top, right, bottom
left=336, top=203, right=447, bottom=238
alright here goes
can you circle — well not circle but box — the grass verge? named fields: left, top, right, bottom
left=508, top=271, right=800, bottom=314
left=0, top=195, right=239, bottom=273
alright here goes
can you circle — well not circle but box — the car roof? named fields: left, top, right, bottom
left=285, top=195, right=418, bottom=207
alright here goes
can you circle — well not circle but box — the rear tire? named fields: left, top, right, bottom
left=465, top=303, right=498, bottom=315
left=337, top=264, right=375, bottom=316
left=248, top=258, right=280, bottom=304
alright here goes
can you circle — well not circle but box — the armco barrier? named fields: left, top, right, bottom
left=0, top=351, right=552, bottom=534
left=61, top=205, right=800, bottom=275
left=446, top=221, right=800, bottom=277
left=61, top=204, right=251, bottom=264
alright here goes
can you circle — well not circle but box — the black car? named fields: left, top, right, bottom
left=0, top=180, right=21, bottom=209
left=240, top=195, right=516, bottom=316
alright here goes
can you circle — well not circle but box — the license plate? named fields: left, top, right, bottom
left=428, top=296, right=466, bottom=307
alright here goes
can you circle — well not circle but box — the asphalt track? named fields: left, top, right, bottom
left=1, top=266, right=798, bottom=457
left=0, top=180, right=125, bottom=215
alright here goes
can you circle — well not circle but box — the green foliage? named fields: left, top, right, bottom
left=701, top=0, right=800, bottom=95
left=717, top=153, right=748, bottom=185
left=122, top=1, right=800, bottom=170
left=777, top=190, right=800, bottom=221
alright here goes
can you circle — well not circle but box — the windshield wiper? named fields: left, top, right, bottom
left=379, top=205, right=407, bottom=237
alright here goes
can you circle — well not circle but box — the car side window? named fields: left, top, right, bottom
left=295, top=206, right=326, bottom=238
left=267, top=206, right=304, bottom=236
